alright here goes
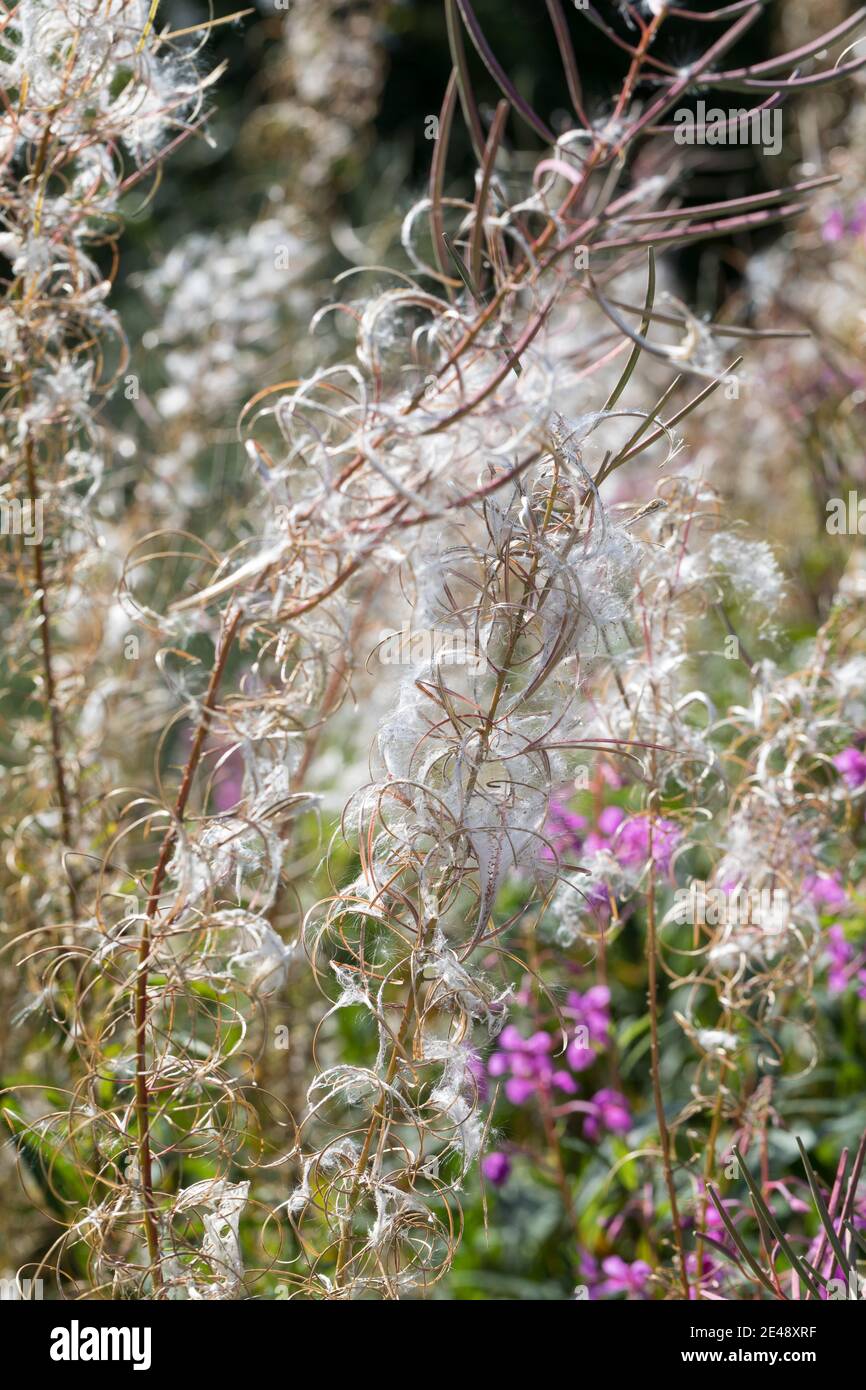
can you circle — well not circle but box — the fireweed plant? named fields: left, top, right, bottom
left=136, top=0, right=392, bottom=523
left=0, top=0, right=232, bottom=1294
left=481, top=513, right=866, bottom=1300
left=1, top=0, right=865, bottom=1300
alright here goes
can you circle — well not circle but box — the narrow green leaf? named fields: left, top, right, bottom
left=796, top=1136, right=852, bottom=1283
left=603, top=247, right=656, bottom=413
left=734, top=1145, right=824, bottom=1299
left=706, top=1185, right=787, bottom=1299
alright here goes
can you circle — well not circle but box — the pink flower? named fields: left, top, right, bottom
left=541, top=799, right=587, bottom=863
left=834, top=745, right=866, bottom=790
left=804, top=872, right=848, bottom=910
left=566, top=1042, right=596, bottom=1073
left=597, top=805, right=625, bottom=836
left=595, top=1255, right=652, bottom=1298
left=822, top=204, right=866, bottom=243
left=826, top=924, right=853, bottom=993
left=584, top=1088, right=632, bottom=1141
left=565, top=985, right=611, bottom=1069
left=825, top=924, right=866, bottom=998
left=614, top=815, right=681, bottom=874
left=481, top=1151, right=511, bottom=1186
left=849, top=201, right=866, bottom=235
left=822, top=207, right=846, bottom=243
left=489, top=1026, right=579, bottom=1105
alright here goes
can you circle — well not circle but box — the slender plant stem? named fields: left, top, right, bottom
left=334, top=954, right=423, bottom=1287
left=694, top=1071, right=726, bottom=1294
left=133, top=607, right=241, bottom=1291
left=528, top=932, right=581, bottom=1241
left=23, top=424, right=77, bottom=919
left=646, top=809, right=690, bottom=1298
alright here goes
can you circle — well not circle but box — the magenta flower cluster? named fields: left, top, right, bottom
left=822, top=203, right=866, bottom=244
left=805, top=872, right=848, bottom=911
left=488, top=1024, right=578, bottom=1105
left=544, top=799, right=681, bottom=874
left=543, top=801, right=588, bottom=863
left=580, top=1251, right=652, bottom=1299
left=564, top=984, right=611, bottom=1070
left=825, top=924, right=866, bottom=999
left=483, top=984, right=632, bottom=1186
